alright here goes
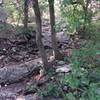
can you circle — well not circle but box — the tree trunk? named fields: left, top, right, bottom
left=0, top=0, right=3, bottom=5
left=48, top=0, right=63, bottom=60
left=32, top=0, right=49, bottom=71
left=23, top=0, right=28, bottom=33
left=83, top=0, right=90, bottom=23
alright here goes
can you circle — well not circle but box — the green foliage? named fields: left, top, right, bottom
left=2, top=0, right=98, bottom=100
left=84, top=21, right=100, bottom=41
left=0, top=23, right=14, bottom=34
left=37, top=82, right=62, bottom=99
left=63, top=40, right=100, bottom=99
left=4, top=0, right=23, bottom=23
left=39, top=0, right=48, bottom=15
left=61, top=0, right=92, bottom=33
left=66, top=93, right=76, bottom=100
left=88, top=83, right=100, bottom=100
left=15, top=25, right=34, bottom=33
left=62, top=4, right=83, bottom=32
left=27, top=39, right=99, bottom=100
left=47, top=83, right=61, bottom=97
left=78, top=19, right=100, bottom=40
left=37, top=35, right=100, bottom=99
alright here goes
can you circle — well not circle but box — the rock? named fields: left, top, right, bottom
left=49, top=56, right=55, bottom=62
left=96, top=88, right=100, bottom=95
left=42, top=35, right=52, bottom=48
left=56, top=64, right=71, bottom=73
left=16, top=95, right=24, bottom=100
left=0, top=90, right=17, bottom=100
left=62, top=84, right=70, bottom=93
left=0, top=59, right=40, bottom=84
left=0, top=82, right=28, bottom=100
left=57, top=61, right=65, bottom=65
left=25, top=93, right=39, bottom=100
left=16, top=93, right=39, bottom=100
left=44, top=97, right=63, bottom=100
left=56, top=31, right=70, bottom=43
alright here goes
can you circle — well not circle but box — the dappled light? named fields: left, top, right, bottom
left=0, top=0, right=100, bottom=100
left=16, top=95, right=25, bottom=100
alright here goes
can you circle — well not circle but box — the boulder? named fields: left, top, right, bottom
left=56, top=64, right=71, bottom=73
left=0, top=59, right=40, bottom=84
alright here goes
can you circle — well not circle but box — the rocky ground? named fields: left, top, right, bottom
left=0, top=20, right=81, bottom=100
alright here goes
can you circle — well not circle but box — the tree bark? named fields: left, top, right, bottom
left=32, top=0, right=49, bottom=71
left=0, top=0, right=3, bottom=5
left=83, top=0, right=90, bottom=23
left=48, top=0, right=64, bottom=60
left=23, top=0, right=28, bottom=33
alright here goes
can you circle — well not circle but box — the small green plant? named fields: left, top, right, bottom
left=37, top=82, right=62, bottom=100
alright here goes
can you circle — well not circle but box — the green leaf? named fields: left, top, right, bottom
left=66, top=93, right=76, bottom=100
left=67, top=75, right=79, bottom=88
left=79, top=98, right=84, bottom=100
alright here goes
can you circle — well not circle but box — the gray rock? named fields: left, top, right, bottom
left=0, top=59, right=40, bottom=84
left=44, top=97, right=63, bottom=100
left=96, top=88, right=100, bottom=95
left=56, top=64, right=71, bottom=73
left=0, top=82, right=26, bottom=100
left=57, top=61, right=65, bottom=65
left=0, top=91, right=17, bottom=100
left=25, top=93, right=39, bottom=100
left=16, top=93, right=39, bottom=100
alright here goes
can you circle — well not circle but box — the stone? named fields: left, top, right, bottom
left=96, top=88, right=100, bottom=95
left=56, top=64, right=71, bottom=73
left=0, top=91, right=17, bottom=100
left=16, top=95, right=25, bottom=100
left=57, top=61, right=65, bottom=65
left=0, top=82, right=27, bottom=100
left=0, top=59, right=40, bottom=84
left=17, top=93, right=39, bottom=100
left=44, top=97, right=63, bottom=100
left=25, top=93, right=39, bottom=100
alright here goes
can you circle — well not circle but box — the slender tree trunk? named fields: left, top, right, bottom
left=48, top=0, right=63, bottom=60
left=83, top=0, right=90, bottom=23
left=32, top=0, right=49, bottom=71
left=23, top=0, right=28, bottom=33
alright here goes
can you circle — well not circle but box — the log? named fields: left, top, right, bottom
left=0, top=60, right=40, bottom=84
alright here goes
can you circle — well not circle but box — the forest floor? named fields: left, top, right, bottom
left=0, top=20, right=99, bottom=100
left=0, top=20, right=77, bottom=100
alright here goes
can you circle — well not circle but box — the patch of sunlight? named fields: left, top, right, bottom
left=16, top=95, right=25, bottom=100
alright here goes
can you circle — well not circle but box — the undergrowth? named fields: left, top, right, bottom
left=37, top=21, right=100, bottom=100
